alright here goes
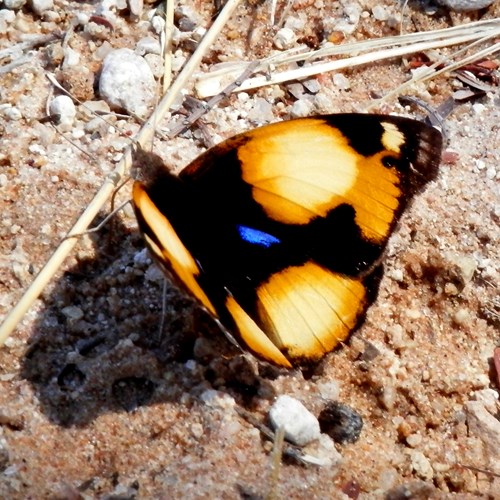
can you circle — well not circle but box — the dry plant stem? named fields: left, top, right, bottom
left=196, top=19, right=500, bottom=97
left=0, top=0, right=244, bottom=346
left=167, top=61, right=260, bottom=137
left=0, top=32, right=63, bottom=60
left=162, top=0, right=175, bottom=93
left=367, top=36, right=500, bottom=110
left=266, top=426, right=285, bottom=500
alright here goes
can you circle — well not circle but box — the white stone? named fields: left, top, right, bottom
left=332, top=73, right=351, bottom=90
left=99, top=48, right=156, bottom=118
left=200, top=389, right=236, bottom=410
left=372, top=5, right=389, bottom=21
left=3, top=0, right=26, bottom=9
left=49, top=95, right=76, bottom=131
left=62, top=47, right=80, bottom=68
left=136, top=36, right=161, bottom=56
left=29, top=0, right=53, bottom=15
left=290, top=98, right=313, bottom=118
left=409, top=450, right=434, bottom=480
left=436, top=0, right=494, bottom=10
left=273, top=28, right=297, bottom=50
left=269, top=395, right=320, bottom=446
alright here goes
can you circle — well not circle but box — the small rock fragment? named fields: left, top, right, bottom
left=127, top=0, right=143, bottom=17
left=49, top=95, right=76, bottom=131
left=332, top=73, right=351, bottom=90
left=290, top=99, right=313, bottom=118
left=303, top=79, right=321, bottom=94
left=372, top=5, right=389, bottom=21
left=269, top=395, right=320, bottom=446
left=61, top=305, right=84, bottom=321
left=436, top=0, right=494, bottom=11
left=0, top=9, right=16, bottom=32
left=136, top=36, right=161, bottom=56
left=465, top=401, right=500, bottom=460
left=318, top=401, right=363, bottom=443
left=409, top=450, right=434, bottom=480
left=3, top=0, right=26, bottom=9
left=99, top=48, right=156, bottom=118
left=29, top=0, right=53, bottom=15
left=200, top=389, right=236, bottom=410
left=273, top=28, right=297, bottom=50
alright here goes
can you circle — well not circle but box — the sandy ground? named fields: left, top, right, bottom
left=0, top=0, right=499, bottom=498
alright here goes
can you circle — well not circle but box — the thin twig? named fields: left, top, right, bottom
left=167, top=61, right=260, bottom=138
left=162, top=0, right=175, bottom=93
left=195, top=19, right=500, bottom=97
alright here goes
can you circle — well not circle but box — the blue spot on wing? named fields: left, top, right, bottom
left=237, top=225, right=281, bottom=248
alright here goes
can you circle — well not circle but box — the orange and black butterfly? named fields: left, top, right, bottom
left=132, top=114, right=442, bottom=368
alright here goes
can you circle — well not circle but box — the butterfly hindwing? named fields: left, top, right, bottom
left=133, top=114, right=442, bottom=367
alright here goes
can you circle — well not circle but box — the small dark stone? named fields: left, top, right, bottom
left=318, top=401, right=363, bottom=444
left=358, top=341, right=381, bottom=362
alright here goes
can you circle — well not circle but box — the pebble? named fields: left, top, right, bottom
left=62, top=47, right=80, bottom=68
left=406, top=432, right=423, bottom=448
left=269, top=395, right=320, bottom=446
left=0, top=9, right=16, bottom=33
left=29, top=0, right=53, bottom=15
left=273, top=28, right=297, bottom=50
left=318, top=401, right=363, bottom=443
left=136, top=36, right=161, bottom=56
left=0, top=104, right=22, bottom=121
left=200, top=389, right=236, bottom=410
left=317, top=381, right=340, bottom=401
left=290, top=99, right=313, bottom=118
left=472, top=388, right=498, bottom=414
left=127, top=0, right=143, bottom=17
left=3, top=0, right=26, bottom=9
left=247, top=97, right=274, bottom=124
left=332, top=73, right=351, bottom=90
left=409, top=450, right=434, bottom=480
left=465, top=401, right=500, bottom=460
left=61, top=306, right=84, bottom=321
left=436, top=0, right=495, bottom=10
left=303, top=79, right=321, bottom=94
left=372, top=5, right=389, bottom=21
left=49, top=95, right=76, bottom=131
left=99, top=48, right=156, bottom=118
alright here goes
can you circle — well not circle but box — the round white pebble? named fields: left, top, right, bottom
left=99, top=48, right=156, bottom=118
left=273, top=28, right=296, bottom=50
left=49, top=95, right=76, bottom=131
left=269, top=395, right=320, bottom=446
left=29, top=0, right=54, bottom=15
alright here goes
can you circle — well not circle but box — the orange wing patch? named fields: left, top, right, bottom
left=132, top=182, right=216, bottom=316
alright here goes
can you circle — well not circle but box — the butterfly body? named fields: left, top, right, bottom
left=133, top=114, right=442, bottom=367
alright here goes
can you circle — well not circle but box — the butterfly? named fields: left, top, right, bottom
left=132, top=113, right=443, bottom=368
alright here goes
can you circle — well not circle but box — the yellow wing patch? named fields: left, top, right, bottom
left=132, top=182, right=216, bottom=316
left=225, top=296, right=292, bottom=368
left=226, top=261, right=367, bottom=364
left=237, top=118, right=403, bottom=244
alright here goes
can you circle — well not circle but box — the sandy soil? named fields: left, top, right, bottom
left=0, top=0, right=499, bottom=498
